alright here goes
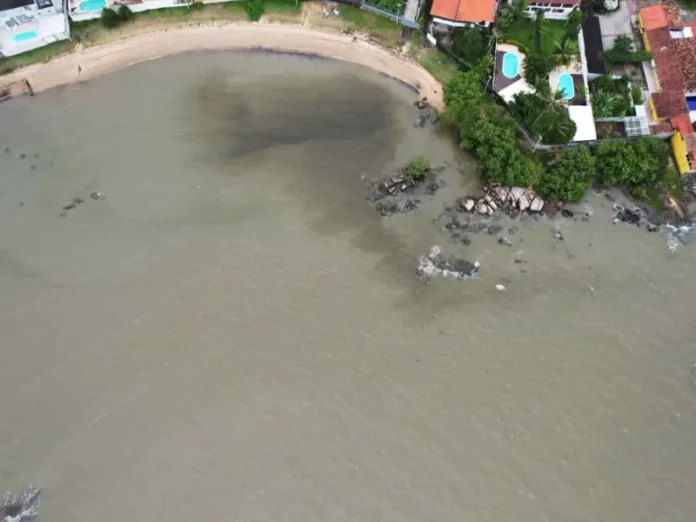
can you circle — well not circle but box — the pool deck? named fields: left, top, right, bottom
left=494, top=43, right=535, bottom=103
left=494, top=50, right=519, bottom=92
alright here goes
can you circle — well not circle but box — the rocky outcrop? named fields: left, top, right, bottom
left=367, top=165, right=444, bottom=217
left=416, top=246, right=480, bottom=283
left=457, top=182, right=545, bottom=219
left=1, top=487, right=40, bottom=522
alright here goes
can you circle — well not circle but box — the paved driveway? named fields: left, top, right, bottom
left=598, top=0, right=635, bottom=50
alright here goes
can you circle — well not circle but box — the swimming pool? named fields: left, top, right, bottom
left=79, top=0, right=106, bottom=12
left=13, top=31, right=38, bottom=43
left=558, top=73, right=575, bottom=100
left=687, top=95, right=696, bottom=111
left=502, top=52, right=519, bottom=79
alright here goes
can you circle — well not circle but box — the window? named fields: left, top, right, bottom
left=36, top=0, right=53, bottom=8
left=552, top=8, right=564, bottom=12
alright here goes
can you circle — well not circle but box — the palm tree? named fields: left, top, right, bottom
left=554, top=36, right=580, bottom=67
left=539, top=110, right=577, bottom=144
left=532, top=10, right=549, bottom=53
left=591, top=90, right=621, bottom=118
left=531, top=89, right=567, bottom=129
left=506, top=0, right=528, bottom=24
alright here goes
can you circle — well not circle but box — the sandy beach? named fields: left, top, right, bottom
left=0, top=23, right=443, bottom=109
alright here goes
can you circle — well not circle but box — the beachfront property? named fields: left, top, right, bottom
left=638, top=1, right=696, bottom=173
left=0, top=0, right=70, bottom=57
left=429, top=0, right=498, bottom=28
left=523, top=0, right=579, bottom=20
left=69, top=0, right=191, bottom=22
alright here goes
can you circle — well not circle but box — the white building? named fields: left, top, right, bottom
left=69, top=0, right=191, bottom=22
left=0, top=0, right=70, bottom=57
left=524, top=0, right=579, bottom=20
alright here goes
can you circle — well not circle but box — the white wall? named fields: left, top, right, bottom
left=525, top=5, right=575, bottom=20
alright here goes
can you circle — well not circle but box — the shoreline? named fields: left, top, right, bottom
left=0, top=23, right=443, bottom=109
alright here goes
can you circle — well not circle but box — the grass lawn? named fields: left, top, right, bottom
left=417, top=47, right=459, bottom=84
left=339, top=6, right=402, bottom=47
left=0, top=40, right=75, bottom=75
left=504, top=17, right=574, bottom=56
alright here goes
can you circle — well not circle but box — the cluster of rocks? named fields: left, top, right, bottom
left=1, top=487, right=40, bottom=522
left=458, top=183, right=545, bottom=217
left=612, top=203, right=660, bottom=232
left=415, top=246, right=479, bottom=283
left=60, top=191, right=106, bottom=217
left=413, top=97, right=439, bottom=128
left=367, top=166, right=443, bottom=217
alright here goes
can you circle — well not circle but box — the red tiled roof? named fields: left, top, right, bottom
left=674, top=37, right=696, bottom=91
left=650, top=122, right=674, bottom=134
left=684, top=132, right=696, bottom=152
left=663, top=1, right=683, bottom=28
left=671, top=115, right=694, bottom=135
left=640, top=4, right=669, bottom=30
left=647, top=28, right=686, bottom=94
left=431, top=0, right=497, bottom=24
left=652, top=91, right=689, bottom=119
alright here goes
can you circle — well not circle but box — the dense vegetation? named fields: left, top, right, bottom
left=451, top=27, right=491, bottom=66
left=590, top=75, right=634, bottom=118
left=368, top=0, right=404, bottom=15
left=509, top=91, right=577, bottom=145
left=604, top=34, right=652, bottom=65
left=405, top=156, right=432, bottom=181
left=442, top=70, right=675, bottom=204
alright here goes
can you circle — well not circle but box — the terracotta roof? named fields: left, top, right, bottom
left=663, top=1, right=683, bottom=28
left=671, top=115, right=694, bottom=135
left=640, top=4, right=669, bottom=30
left=674, top=37, right=696, bottom=91
left=684, top=132, right=696, bottom=152
left=650, top=121, right=674, bottom=134
left=652, top=91, right=689, bottom=118
left=647, top=28, right=686, bottom=92
left=430, top=0, right=497, bottom=24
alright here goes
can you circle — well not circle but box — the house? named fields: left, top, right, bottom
left=69, top=0, right=191, bottom=22
left=430, top=0, right=498, bottom=28
left=0, top=0, right=69, bottom=57
left=524, top=0, right=580, bottom=20
left=638, top=1, right=696, bottom=173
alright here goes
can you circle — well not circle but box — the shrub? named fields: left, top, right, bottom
left=497, top=39, right=530, bottom=55
left=405, top=156, right=431, bottom=181
left=245, top=0, right=265, bottom=21
left=631, top=86, right=644, bottom=105
left=537, top=146, right=595, bottom=201
left=116, top=4, right=133, bottom=21
left=451, top=27, right=490, bottom=66
left=100, top=7, right=121, bottom=29
left=524, top=53, right=554, bottom=89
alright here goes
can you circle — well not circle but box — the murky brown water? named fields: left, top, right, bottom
left=1, top=52, right=695, bottom=522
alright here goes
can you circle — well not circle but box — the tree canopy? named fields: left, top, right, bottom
left=451, top=27, right=490, bottom=66
left=537, top=146, right=595, bottom=201
left=595, top=138, right=668, bottom=188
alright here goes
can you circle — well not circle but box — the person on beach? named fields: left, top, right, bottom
left=78, top=64, right=82, bottom=76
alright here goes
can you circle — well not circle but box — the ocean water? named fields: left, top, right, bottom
left=0, top=52, right=695, bottom=522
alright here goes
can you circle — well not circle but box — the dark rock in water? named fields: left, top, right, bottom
left=89, top=191, right=105, bottom=200
left=73, top=197, right=84, bottom=205
left=19, top=153, right=26, bottom=159
left=487, top=224, right=503, bottom=235
left=0, top=486, right=41, bottom=521
left=508, top=226, right=517, bottom=235
left=552, top=228, right=564, bottom=241
left=561, top=208, right=574, bottom=218
left=30, top=165, right=36, bottom=170
left=604, top=193, right=616, bottom=202
left=498, top=236, right=513, bottom=247
left=367, top=166, right=442, bottom=217
left=19, top=201, right=23, bottom=207
left=413, top=115, right=427, bottom=128
left=416, top=246, right=479, bottom=282
left=581, top=212, right=590, bottom=222
left=461, top=235, right=472, bottom=245
left=3, top=147, right=9, bottom=154
left=514, top=258, right=526, bottom=264
left=63, top=203, right=77, bottom=211
left=33, top=153, right=40, bottom=159
left=431, top=115, right=440, bottom=125
left=647, top=223, right=660, bottom=232
left=468, top=222, right=487, bottom=234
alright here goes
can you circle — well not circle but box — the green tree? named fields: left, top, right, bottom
left=245, top=0, right=265, bottom=21
left=553, top=36, right=579, bottom=67
left=537, top=146, right=595, bottom=201
left=532, top=10, right=549, bottom=52
left=100, top=7, right=121, bottom=28
left=591, top=89, right=621, bottom=118
left=470, top=118, right=543, bottom=187
left=595, top=138, right=668, bottom=188
left=451, top=27, right=490, bottom=65
left=538, top=109, right=577, bottom=144
left=441, top=70, right=493, bottom=142
left=117, top=4, right=133, bottom=21
left=524, top=53, right=554, bottom=89
left=510, top=91, right=576, bottom=144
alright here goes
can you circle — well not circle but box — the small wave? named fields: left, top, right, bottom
left=416, top=246, right=480, bottom=282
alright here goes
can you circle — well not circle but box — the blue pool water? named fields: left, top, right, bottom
left=687, top=95, right=696, bottom=111
left=13, top=31, right=38, bottom=43
left=558, top=73, right=575, bottom=100
left=79, top=0, right=106, bottom=12
left=502, top=52, right=519, bottom=79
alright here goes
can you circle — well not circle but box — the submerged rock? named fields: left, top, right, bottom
left=1, top=486, right=41, bottom=522
left=498, top=236, right=513, bottom=247
left=416, top=246, right=479, bottom=283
